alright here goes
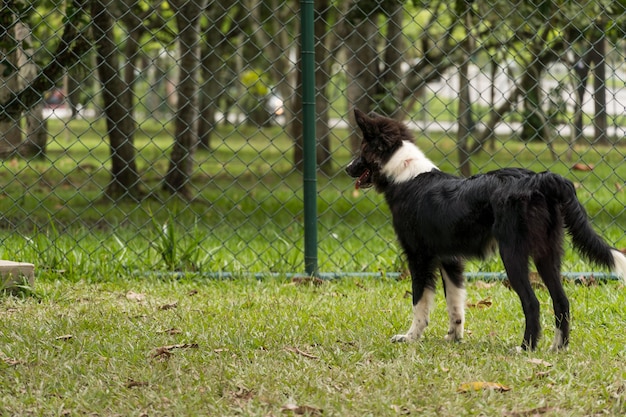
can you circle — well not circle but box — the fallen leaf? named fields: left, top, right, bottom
left=467, top=297, right=492, bottom=309
left=474, top=280, right=496, bottom=289
left=527, top=358, right=553, bottom=367
left=126, top=291, right=146, bottom=302
left=232, top=386, right=254, bottom=400
left=291, top=276, right=324, bottom=286
left=615, top=182, right=624, bottom=192
left=159, top=328, right=182, bottom=335
left=159, top=302, right=178, bottom=310
left=284, top=346, right=319, bottom=360
left=125, top=379, right=149, bottom=388
left=527, top=371, right=551, bottom=380
left=504, top=406, right=556, bottom=416
left=55, top=334, right=73, bottom=341
left=151, top=343, right=199, bottom=359
left=457, top=381, right=511, bottom=393
left=0, top=354, right=22, bottom=366
left=281, top=403, right=323, bottom=415
left=390, top=404, right=411, bottom=414
left=572, top=162, right=594, bottom=171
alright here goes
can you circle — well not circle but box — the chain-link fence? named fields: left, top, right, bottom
left=0, top=1, right=624, bottom=279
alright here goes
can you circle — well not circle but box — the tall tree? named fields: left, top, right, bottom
left=344, top=1, right=379, bottom=151
left=0, top=0, right=91, bottom=154
left=0, top=5, right=23, bottom=157
left=15, top=19, right=47, bottom=158
left=163, top=0, right=207, bottom=197
left=91, top=0, right=142, bottom=200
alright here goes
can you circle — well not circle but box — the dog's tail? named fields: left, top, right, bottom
left=540, top=172, right=626, bottom=280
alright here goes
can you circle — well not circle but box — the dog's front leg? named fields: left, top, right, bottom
left=391, top=287, right=435, bottom=342
left=441, top=267, right=466, bottom=342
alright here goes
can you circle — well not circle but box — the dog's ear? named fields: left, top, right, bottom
left=354, top=108, right=377, bottom=138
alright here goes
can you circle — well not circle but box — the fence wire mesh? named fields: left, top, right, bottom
left=0, top=1, right=625, bottom=279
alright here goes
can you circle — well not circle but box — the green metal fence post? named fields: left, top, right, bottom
left=301, top=0, right=318, bottom=276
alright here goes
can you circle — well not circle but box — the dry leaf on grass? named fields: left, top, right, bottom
left=126, top=291, right=146, bottom=302
left=284, top=346, right=319, bottom=360
left=474, top=280, right=497, bottom=289
left=159, top=302, right=178, bottom=310
left=527, top=358, right=552, bottom=367
left=125, top=379, right=149, bottom=388
left=527, top=371, right=551, bottom=381
left=457, top=381, right=511, bottom=393
left=0, top=353, right=22, bottom=366
left=504, top=406, right=556, bottom=416
left=281, top=403, right=323, bottom=415
left=159, top=327, right=182, bottom=335
left=390, top=404, right=411, bottom=415
left=232, top=386, right=254, bottom=400
left=467, top=297, right=492, bottom=309
left=291, top=276, right=324, bottom=286
left=55, top=334, right=73, bottom=341
left=151, top=343, right=199, bottom=359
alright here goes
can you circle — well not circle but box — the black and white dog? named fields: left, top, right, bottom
left=346, top=108, right=626, bottom=351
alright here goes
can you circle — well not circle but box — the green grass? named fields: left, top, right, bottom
left=2, top=277, right=626, bottom=415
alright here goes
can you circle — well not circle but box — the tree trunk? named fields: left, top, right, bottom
left=163, top=0, right=207, bottom=197
left=91, top=0, right=142, bottom=200
left=590, top=26, right=608, bottom=145
left=15, top=20, right=47, bottom=158
left=198, top=6, right=227, bottom=150
left=0, top=9, right=22, bottom=158
left=379, top=1, right=404, bottom=116
left=344, top=7, right=379, bottom=151
left=457, top=10, right=473, bottom=177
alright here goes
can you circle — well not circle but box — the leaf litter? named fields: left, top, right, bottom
left=151, top=343, right=198, bottom=359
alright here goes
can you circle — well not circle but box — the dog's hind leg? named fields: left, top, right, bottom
left=500, top=242, right=541, bottom=350
left=441, top=259, right=466, bottom=342
left=536, top=254, right=569, bottom=351
left=391, top=256, right=436, bottom=343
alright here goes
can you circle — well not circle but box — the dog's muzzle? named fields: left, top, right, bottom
left=346, top=158, right=373, bottom=190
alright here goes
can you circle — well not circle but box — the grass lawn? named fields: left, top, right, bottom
left=1, top=276, right=626, bottom=415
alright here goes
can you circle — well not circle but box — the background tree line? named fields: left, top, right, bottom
left=1, top=0, right=624, bottom=198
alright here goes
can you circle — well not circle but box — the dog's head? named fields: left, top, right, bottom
left=346, top=109, right=414, bottom=190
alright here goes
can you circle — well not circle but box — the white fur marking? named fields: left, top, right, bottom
left=442, top=270, right=466, bottom=342
left=391, top=287, right=435, bottom=343
left=550, top=329, right=567, bottom=352
left=382, top=141, right=438, bottom=184
left=611, top=249, right=626, bottom=281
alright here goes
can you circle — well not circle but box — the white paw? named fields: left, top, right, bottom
left=391, top=334, right=417, bottom=343
left=444, top=332, right=463, bottom=342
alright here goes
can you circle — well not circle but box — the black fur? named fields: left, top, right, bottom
left=346, top=108, right=624, bottom=350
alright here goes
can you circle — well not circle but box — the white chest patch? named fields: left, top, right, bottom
left=381, top=141, right=438, bottom=183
